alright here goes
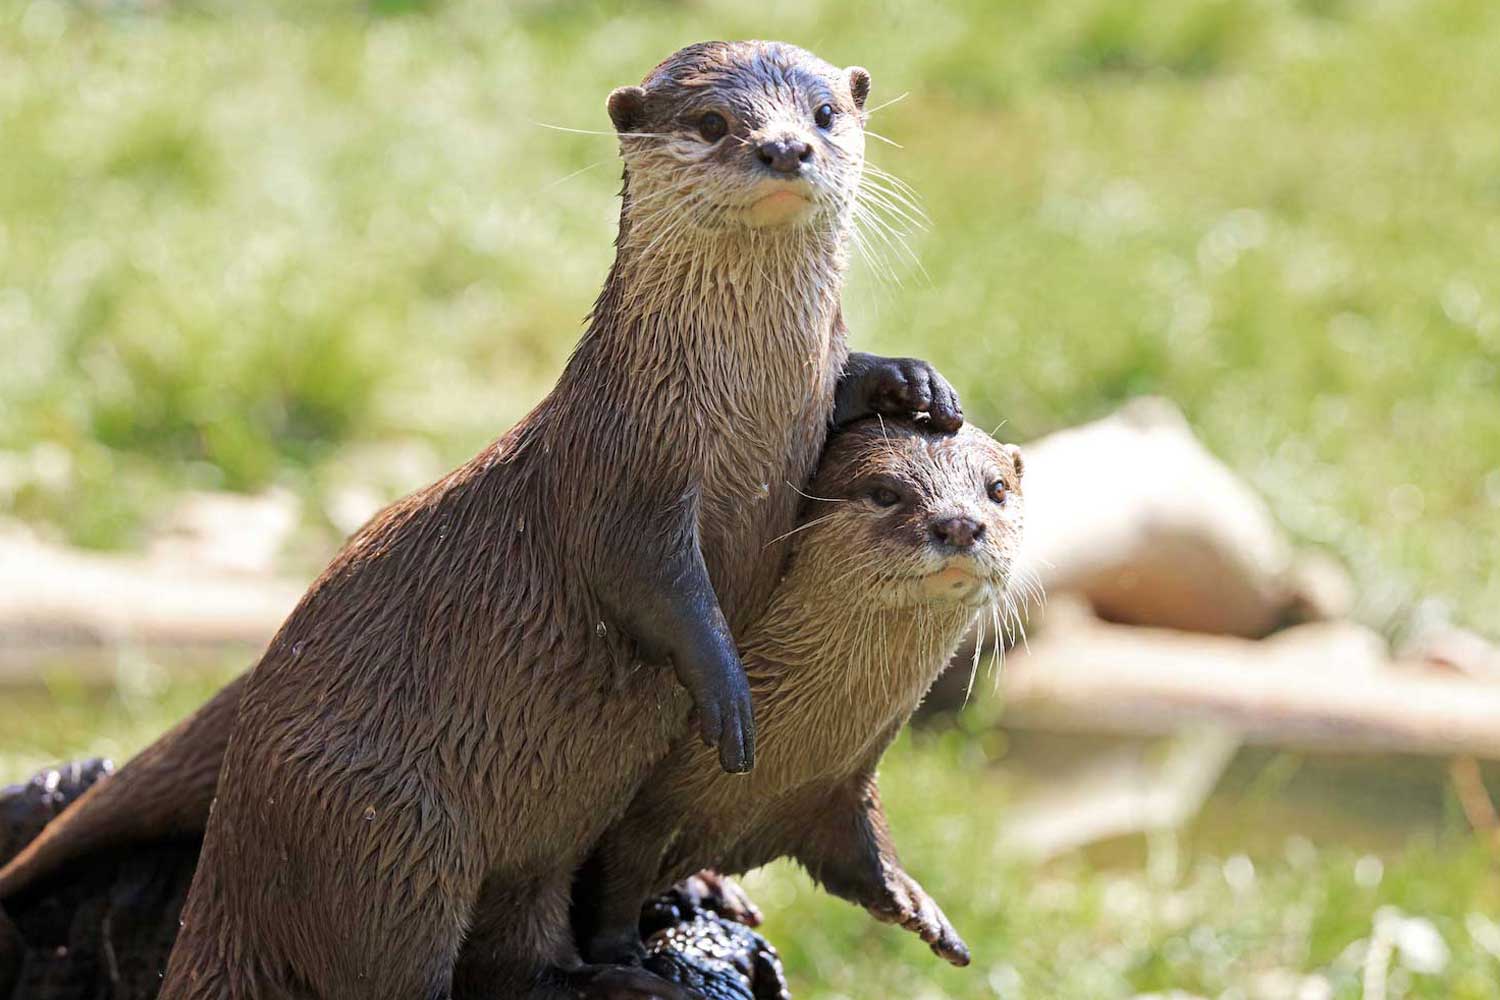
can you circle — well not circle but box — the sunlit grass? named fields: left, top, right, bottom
left=1, top=0, right=1497, bottom=623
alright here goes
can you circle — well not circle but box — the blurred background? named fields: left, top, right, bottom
left=3, top=0, right=1500, bottom=997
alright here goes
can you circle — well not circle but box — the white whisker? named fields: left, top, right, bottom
left=784, top=481, right=848, bottom=504
left=863, top=91, right=911, bottom=117
left=531, top=121, right=672, bottom=139
left=540, top=160, right=606, bottom=193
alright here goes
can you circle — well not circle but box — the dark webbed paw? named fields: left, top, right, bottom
left=677, top=872, right=762, bottom=927
left=642, top=872, right=762, bottom=933
left=686, top=669, right=756, bottom=775
left=833, top=353, right=963, bottom=432
left=865, top=866, right=970, bottom=967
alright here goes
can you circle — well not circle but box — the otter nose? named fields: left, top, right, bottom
left=930, top=516, right=985, bottom=550
left=757, top=137, right=813, bottom=174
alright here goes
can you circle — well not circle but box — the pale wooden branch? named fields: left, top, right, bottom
left=0, top=530, right=300, bottom=682
left=1000, top=618, right=1500, bottom=760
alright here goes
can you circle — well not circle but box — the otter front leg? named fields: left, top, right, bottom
left=602, top=520, right=754, bottom=774
left=833, top=352, right=964, bottom=432
left=793, top=773, right=970, bottom=967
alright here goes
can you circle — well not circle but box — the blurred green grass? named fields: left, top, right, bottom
left=4, top=1, right=1500, bottom=996
left=2, top=0, right=1498, bottom=623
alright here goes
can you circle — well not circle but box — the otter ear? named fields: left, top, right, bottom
left=846, top=66, right=871, bottom=110
left=1005, top=444, right=1025, bottom=480
left=607, top=86, right=648, bottom=134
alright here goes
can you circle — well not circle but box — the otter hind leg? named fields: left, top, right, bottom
left=571, top=805, right=681, bottom=968
left=453, top=872, right=602, bottom=1000
left=161, top=776, right=485, bottom=1000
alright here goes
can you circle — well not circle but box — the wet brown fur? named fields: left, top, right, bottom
left=151, top=41, right=876, bottom=1000
left=576, top=421, right=1025, bottom=971
left=0, top=421, right=1021, bottom=992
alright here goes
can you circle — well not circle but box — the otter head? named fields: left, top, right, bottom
left=798, top=420, right=1025, bottom=611
left=606, top=41, right=870, bottom=235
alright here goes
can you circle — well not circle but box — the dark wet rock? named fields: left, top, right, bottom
left=643, top=914, right=789, bottom=1000
left=0, top=760, right=114, bottom=864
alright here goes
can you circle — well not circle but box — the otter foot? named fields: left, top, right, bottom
left=568, top=964, right=700, bottom=1000
left=585, top=925, right=648, bottom=967
left=834, top=353, right=963, bottom=432
left=864, top=866, right=970, bottom=967
left=670, top=871, right=762, bottom=928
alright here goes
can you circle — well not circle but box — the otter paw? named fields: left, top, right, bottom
left=864, top=867, right=971, bottom=967
left=835, top=354, right=964, bottom=433
left=586, top=927, right=649, bottom=967
left=687, top=670, right=756, bottom=775
left=676, top=871, right=763, bottom=927
left=570, top=964, right=700, bottom=1000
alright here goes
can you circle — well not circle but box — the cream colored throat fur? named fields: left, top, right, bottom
left=740, top=589, right=979, bottom=792
left=602, top=207, right=852, bottom=521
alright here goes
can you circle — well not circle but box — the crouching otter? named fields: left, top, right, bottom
left=577, top=419, right=1024, bottom=972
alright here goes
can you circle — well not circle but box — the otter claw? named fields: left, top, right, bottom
left=716, top=698, right=755, bottom=774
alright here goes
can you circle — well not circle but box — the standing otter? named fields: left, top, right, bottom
left=152, top=41, right=959, bottom=1000
left=575, top=420, right=1024, bottom=972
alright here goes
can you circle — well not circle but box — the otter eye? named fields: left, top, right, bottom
left=870, top=486, right=900, bottom=508
left=698, top=112, right=728, bottom=143
left=987, top=481, right=1008, bottom=505
left=814, top=103, right=835, bottom=129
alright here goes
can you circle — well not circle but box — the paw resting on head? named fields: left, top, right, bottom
left=833, top=353, right=964, bottom=433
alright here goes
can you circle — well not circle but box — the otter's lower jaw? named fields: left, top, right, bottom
left=743, top=189, right=818, bottom=228
left=917, top=566, right=1008, bottom=607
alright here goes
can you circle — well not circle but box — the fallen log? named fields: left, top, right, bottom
left=0, top=529, right=300, bottom=683
left=1000, top=618, right=1500, bottom=759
